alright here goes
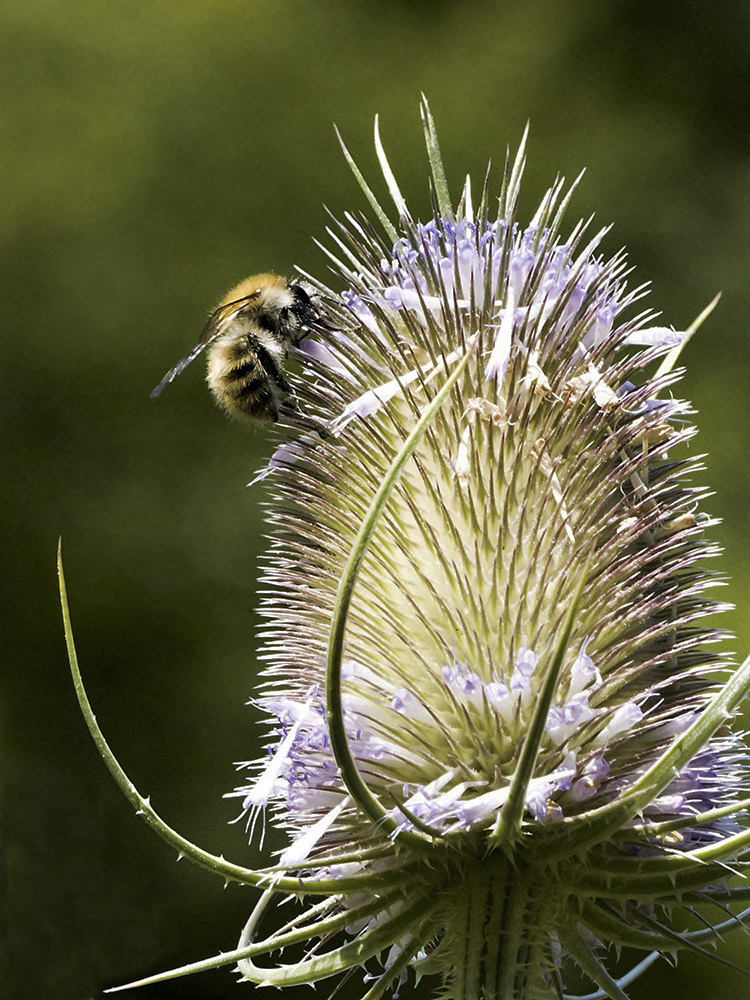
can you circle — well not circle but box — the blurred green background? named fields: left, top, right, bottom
left=4, top=1, right=750, bottom=998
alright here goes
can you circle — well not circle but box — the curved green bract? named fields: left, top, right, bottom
left=57, top=541, right=398, bottom=898
left=561, top=953, right=661, bottom=1000
left=581, top=899, right=750, bottom=955
left=360, top=935, right=424, bottom=1000
left=560, top=926, right=630, bottom=1000
left=325, top=340, right=479, bottom=842
left=655, top=292, right=721, bottom=380
left=108, top=884, right=416, bottom=993
left=492, top=573, right=586, bottom=848
left=236, top=891, right=437, bottom=988
left=614, top=793, right=750, bottom=841
left=567, top=860, right=747, bottom=900
left=541, top=649, right=750, bottom=860
left=633, top=907, right=750, bottom=978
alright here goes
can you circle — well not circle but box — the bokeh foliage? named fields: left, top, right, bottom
left=4, top=2, right=750, bottom=998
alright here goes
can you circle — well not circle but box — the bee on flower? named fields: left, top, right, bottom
left=61, top=99, right=750, bottom=999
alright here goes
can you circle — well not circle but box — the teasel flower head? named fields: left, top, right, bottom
left=62, top=100, right=750, bottom=1000
left=216, top=103, right=750, bottom=1000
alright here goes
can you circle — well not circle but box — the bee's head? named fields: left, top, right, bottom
left=288, top=282, right=326, bottom=329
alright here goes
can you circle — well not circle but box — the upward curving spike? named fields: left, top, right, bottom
left=374, top=115, right=410, bottom=221
left=420, top=94, right=453, bottom=219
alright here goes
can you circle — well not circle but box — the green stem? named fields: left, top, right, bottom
left=448, top=858, right=557, bottom=1000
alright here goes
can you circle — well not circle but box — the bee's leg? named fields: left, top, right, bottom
left=253, top=342, right=293, bottom=392
left=252, top=340, right=329, bottom=436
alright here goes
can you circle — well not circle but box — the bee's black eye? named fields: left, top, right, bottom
left=289, top=283, right=312, bottom=306
left=288, top=283, right=319, bottom=326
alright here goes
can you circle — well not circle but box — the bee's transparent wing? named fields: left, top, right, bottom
left=150, top=291, right=261, bottom=399
left=150, top=339, right=214, bottom=398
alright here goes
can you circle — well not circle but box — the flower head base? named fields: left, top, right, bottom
left=79, top=102, right=750, bottom=1000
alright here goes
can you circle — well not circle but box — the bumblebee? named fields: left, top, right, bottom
left=151, top=273, right=326, bottom=432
